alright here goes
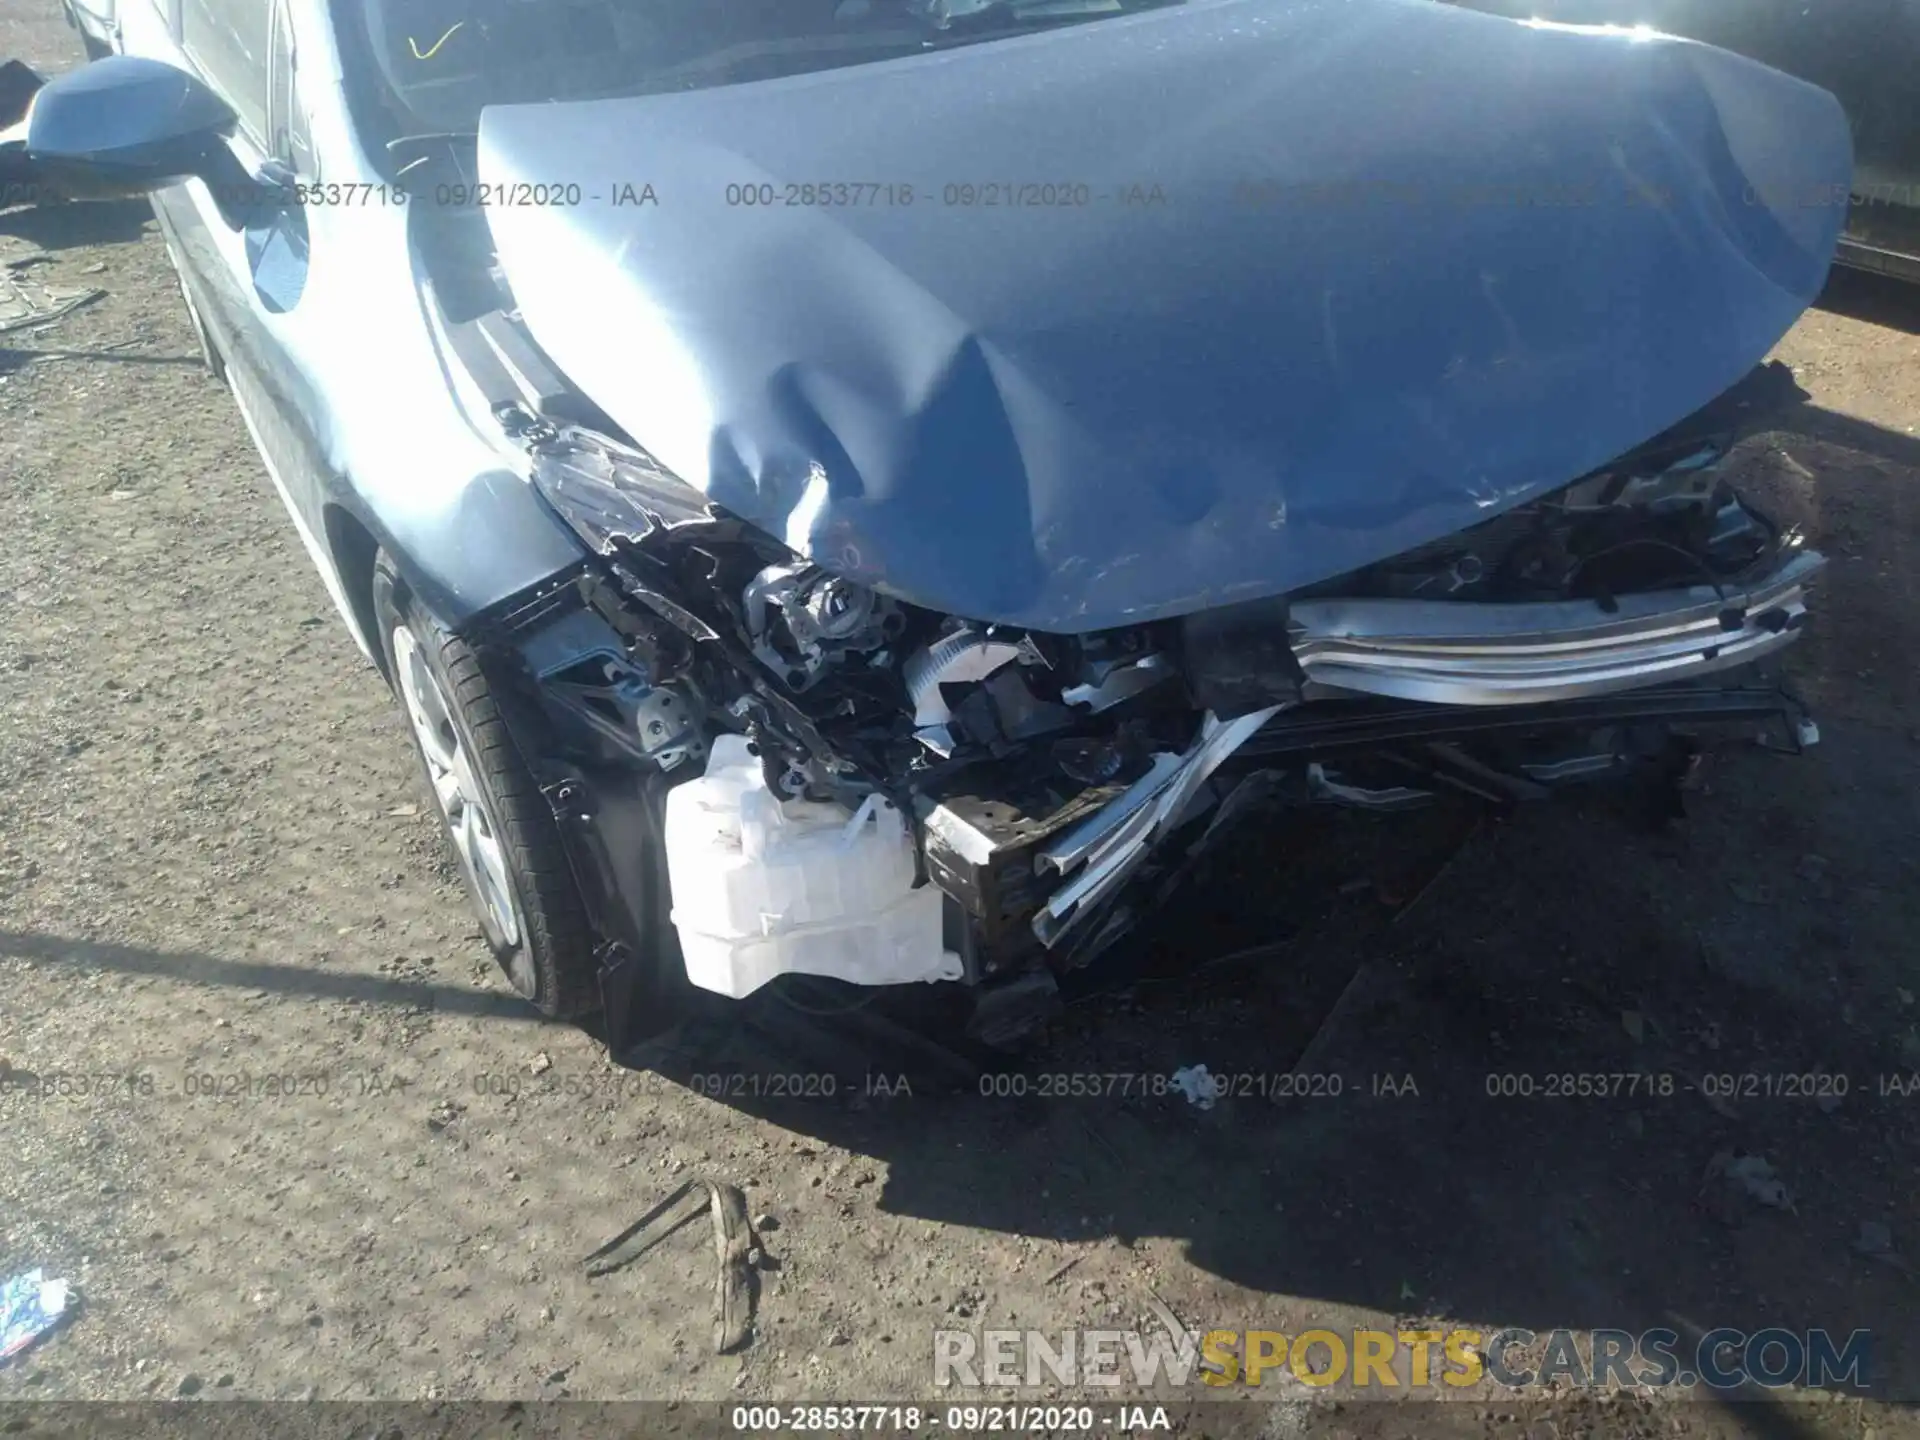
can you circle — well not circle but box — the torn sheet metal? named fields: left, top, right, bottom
left=1034, top=704, right=1281, bottom=945
left=479, top=0, right=1850, bottom=633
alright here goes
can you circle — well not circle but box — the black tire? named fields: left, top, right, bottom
left=372, top=551, right=601, bottom=1020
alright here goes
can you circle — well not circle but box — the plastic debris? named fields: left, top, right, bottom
left=1, top=1269, right=72, bottom=1363
left=1170, top=1065, right=1219, bottom=1110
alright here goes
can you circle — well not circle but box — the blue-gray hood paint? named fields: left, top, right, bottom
left=477, top=0, right=1850, bottom=633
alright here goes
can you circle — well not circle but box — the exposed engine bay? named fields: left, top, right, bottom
left=486, top=360, right=1823, bottom=1013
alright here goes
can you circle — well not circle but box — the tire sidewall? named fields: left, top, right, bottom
left=371, top=559, right=540, bottom=992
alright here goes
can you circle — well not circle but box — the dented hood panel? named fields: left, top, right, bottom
left=477, top=0, right=1849, bottom=632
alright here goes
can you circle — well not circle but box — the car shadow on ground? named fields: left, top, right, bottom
left=15, top=784, right=1913, bottom=1431
left=0, top=929, right=551, bottom=1023
left=629, top=721, right=1920, bottom=1417
left=1785, top=402, right=1920, bottom=472
left=0, top=196, right=152, bottom=249
left=15, top=772, right=1916, bottom=1427
left=1817, top=266, right=1920, bottom=337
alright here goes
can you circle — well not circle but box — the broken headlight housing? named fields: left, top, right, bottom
left=529, top=428, right=907, bottom=693
left=526, top=428, right=714, bottom=553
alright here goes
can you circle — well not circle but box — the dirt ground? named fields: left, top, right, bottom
left=4, top=8, right=1920, bottom=1437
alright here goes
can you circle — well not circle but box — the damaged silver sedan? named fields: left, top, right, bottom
left=2, top=0, right=1850, bottom=1041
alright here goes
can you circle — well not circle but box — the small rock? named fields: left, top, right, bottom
left=426, top=1099, right=464, bottom=1132
left=1703, top=1150, right=1794, bottom=1215
left=529, top=1052, right=552, bottom=1076
left=754, top=1213, right=780, bottom=1232
left=827, top=1329, right=851, bottom=1347
left=176, top=1374, right=204, bottom=1397
left=1854, top=1221, right=1895, bottom=1257
left=215, top=1374, right=234, bottom=1388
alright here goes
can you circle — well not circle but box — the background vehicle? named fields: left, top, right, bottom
left=1447, top=0, right=1920, bottom=282
left=0, top=0, right=1849, bottom=1050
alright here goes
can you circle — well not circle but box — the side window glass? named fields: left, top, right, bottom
left=266, top=0, right=313, bottom=173
left=181, top=0, right=271, bottom=144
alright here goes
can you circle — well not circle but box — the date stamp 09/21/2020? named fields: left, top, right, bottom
left=2, top=1063, right=1912, bottom=1107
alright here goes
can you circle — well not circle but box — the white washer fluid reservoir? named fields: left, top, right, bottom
left=663, top=734, right=963, bottom=999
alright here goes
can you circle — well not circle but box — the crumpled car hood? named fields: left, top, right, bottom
left=477, top=0, right=1849, bottom=633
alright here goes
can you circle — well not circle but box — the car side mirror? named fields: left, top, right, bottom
left=17, top=54, right=241, bottom=200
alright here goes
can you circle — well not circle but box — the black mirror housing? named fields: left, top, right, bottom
left=24, top=54, right=237, bottom=199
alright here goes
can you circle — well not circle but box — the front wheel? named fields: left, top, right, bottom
left=373, top=552, right=601, bottom=1019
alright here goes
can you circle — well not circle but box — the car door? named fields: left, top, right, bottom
left=139, top=0, right=365, bottom=641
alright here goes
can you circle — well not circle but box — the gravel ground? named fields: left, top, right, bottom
left=3, top=8, right=1920, bottom=1436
